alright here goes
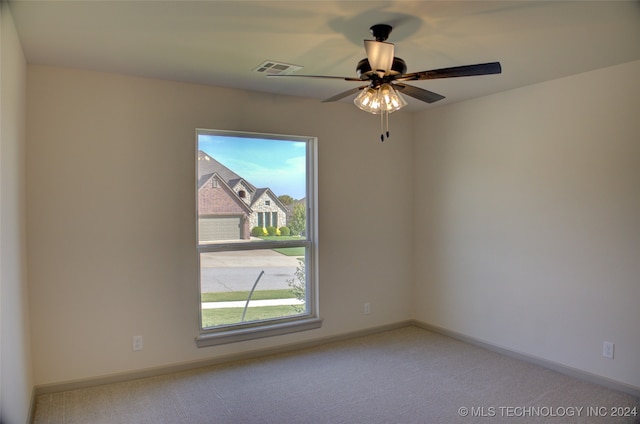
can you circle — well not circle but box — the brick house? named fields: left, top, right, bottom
left=197, top=150, right=289, bottom=241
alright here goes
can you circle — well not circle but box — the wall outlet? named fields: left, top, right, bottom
left=363, top=302, right=371, bottom=315
left=133, top=335, right=143, bottom=352
left=602, top=341, right=614, bottom=359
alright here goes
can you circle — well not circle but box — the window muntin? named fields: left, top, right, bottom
left=196, top=129, right=319, bottom=345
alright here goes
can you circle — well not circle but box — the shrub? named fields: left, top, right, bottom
left=251, top=226, right=267, bottom=237
left=287, top=258, right=306, bottom=313
left=266, top=226, right=278, bottom=236
left=279, top=226, right=290, bottom=236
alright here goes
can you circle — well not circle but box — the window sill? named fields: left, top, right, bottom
left=196, top=317, right=323, bottom=347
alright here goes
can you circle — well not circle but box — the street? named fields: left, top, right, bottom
left=200, top=250, right=303, bottom=293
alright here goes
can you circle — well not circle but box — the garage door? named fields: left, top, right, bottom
left=199, top=217, right=242, bottom=241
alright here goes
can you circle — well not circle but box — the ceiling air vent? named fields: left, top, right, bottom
left=253, top=61, right=302, bottom=75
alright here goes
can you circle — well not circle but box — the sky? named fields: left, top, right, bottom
left=198, top=134, right=307, bottom=200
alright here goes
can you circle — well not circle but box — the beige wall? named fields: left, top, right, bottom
left=412, top=60, right=640, bottom=390
left=14, top=29, right=640, bottom=412
left=26, top=65, right=414, bottom=386
left=1, top=3, right=32, bottom=423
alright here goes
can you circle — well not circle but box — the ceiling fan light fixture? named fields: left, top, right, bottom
left=354, top=83, right=407, bottom=142
left=378, top=83, right=407, bottom=112
left=353, top=87, right=379, bottom=113
left=354, top=84, right=406, bottom=114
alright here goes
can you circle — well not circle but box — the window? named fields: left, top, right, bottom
left=196, top=129, right=320, bottom=346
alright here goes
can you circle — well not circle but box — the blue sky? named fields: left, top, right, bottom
left=198, top=134, right=307, bottom=200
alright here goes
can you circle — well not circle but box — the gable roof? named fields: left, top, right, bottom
left=197, top=150, right=256, bottom=191
left=251, top=188, right=289, bottom=212
left=197, top=151, right=287, bottom=212
left=198, top=150, right=289, bottom=211
left=198, top=172, right=253, bottom=214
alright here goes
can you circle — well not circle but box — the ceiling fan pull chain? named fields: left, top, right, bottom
left=386, top=111, right=390, bottom=139
left=380, top=112, right=385, bottom=142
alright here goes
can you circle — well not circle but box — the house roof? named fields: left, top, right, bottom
left=197, top=151, right=287, bottom=212
left=199, top=172, right=254, bottom=215
left=197, top=151, right=256, bottom=191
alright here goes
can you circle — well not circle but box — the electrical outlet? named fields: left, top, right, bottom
left=363, top=302, right=371, bottom=315
left=133, top=335, right=143, bottom=352
left=603, top=341, right=614, bottom=359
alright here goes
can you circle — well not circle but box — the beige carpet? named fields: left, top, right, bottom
left=34, top=326, right=639, bottom=423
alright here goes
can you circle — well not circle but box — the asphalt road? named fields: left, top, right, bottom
left=200, top=250, right=303, bottom=293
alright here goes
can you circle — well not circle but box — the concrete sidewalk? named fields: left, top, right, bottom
left=202, top=298, right=303, bottom=309
left=200, top=250, right=302, bottom=268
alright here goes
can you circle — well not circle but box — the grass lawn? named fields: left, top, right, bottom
left=258, top=235, right=306, bottom=257
left=258, top=235, right=303, bottom=241
left=273, top=247, right=305, bottom=256
left=201, top=305, right=304, bottom=327
left=201, top=289, right=296, bottom=303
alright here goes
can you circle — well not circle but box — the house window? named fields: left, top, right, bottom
left=196, top=129, right=320, bottom=346
left=257, top=212, right=263, bottom=228
left=238, top=190, right=246, bottom=198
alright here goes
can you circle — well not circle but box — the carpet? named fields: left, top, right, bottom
left=33, top=326, right=640, bottom=423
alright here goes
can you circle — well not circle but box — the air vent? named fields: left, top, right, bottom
left=253, top=61, right=303, bottom=75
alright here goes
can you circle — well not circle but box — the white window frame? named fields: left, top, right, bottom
left=195, top=129, right=321, bottom=347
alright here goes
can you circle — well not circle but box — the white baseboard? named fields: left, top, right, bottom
left=412, top=320, right=640, bottom=399
left=33, top=320, right=412, bottom=397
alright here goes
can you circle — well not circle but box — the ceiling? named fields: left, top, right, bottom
left=8, top=1, right=640, bottom=111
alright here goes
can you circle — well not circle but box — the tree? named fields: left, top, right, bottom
left=278, top=194, right=294, bottom=206
left=289, top=203, right=306, bottom=236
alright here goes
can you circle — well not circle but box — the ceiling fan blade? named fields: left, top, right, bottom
left=322, top=85, right=368, bottom=103
left=394, top=83, right=445, bottom=104
left=267, top=74, right=363, bottom=82
left=364, top=40, right=394, bottom=75
left=399, top=62, right=502, bottom=81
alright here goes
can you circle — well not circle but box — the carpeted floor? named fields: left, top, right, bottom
left=34, top=326, right=639, bottom=423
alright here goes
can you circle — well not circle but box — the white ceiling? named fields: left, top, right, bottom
left=8, top=1, right=640, bottom=111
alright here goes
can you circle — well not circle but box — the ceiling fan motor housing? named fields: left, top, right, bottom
left=357, top=57, right=407, bottom=81
left=370, top=24, right=393, bottom=42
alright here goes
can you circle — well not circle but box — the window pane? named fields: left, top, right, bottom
left=197, top=135, right=307, bottom=244
left=200, top=250, right=307, bottom=328
left=196, top=129, right=318, bottom=343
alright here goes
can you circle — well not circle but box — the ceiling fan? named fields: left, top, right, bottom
left=269, top=24, right=502, bottom=141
